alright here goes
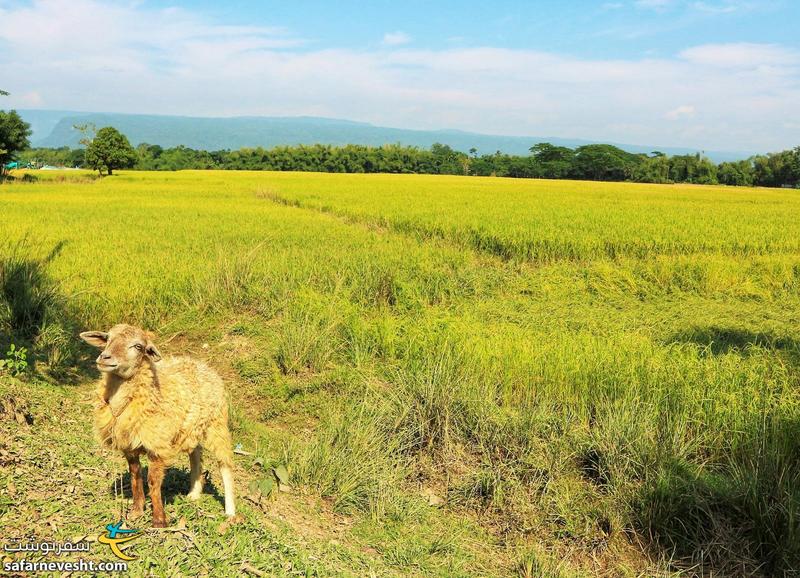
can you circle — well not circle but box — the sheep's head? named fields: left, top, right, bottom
left=80, top=324, right=162, bottom=379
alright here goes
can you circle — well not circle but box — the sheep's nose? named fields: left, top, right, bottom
left=98, top=352, right=112, bottom=361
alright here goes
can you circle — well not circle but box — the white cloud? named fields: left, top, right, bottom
left=19, top=91, right=44, bottom=106
left=635, top=0, right=673, bottom=9
left=665, top=105, right=696, bottom=120
left=382, top=31, right=411, bottom=46
left=689, top=1, right=762, bottom=14
left=690, top=1, right=738, bottom=13
left=633, top=0, right=762, bottom=15
left=680, top=42, right=799, bottom=68
left=1, top=0, right=798, bottom=152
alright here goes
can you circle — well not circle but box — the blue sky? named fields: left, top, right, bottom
left=1, top=0, right=798, bottom=151
left=195, top=0, right=797, bottom=57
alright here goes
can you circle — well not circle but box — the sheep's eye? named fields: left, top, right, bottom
left=133, top=344, right=144, bottom=351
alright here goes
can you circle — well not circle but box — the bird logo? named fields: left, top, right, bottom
left=97, top=520, right=140, bottom=561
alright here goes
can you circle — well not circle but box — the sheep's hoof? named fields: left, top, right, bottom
left=186, top=491, right=202, bottom=501
left=152, top=518, right=167, bottom=528
left=127, top=506, right=144, bottom=521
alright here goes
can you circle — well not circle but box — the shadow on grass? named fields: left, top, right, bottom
left=667, top=325, right=800, bottom=361
left=636, top=413, right=800, bottom=576
left=651, top=325, right=800, bottom=574
left=0, top=238, right=95, bottom=383
left=110, top=465, right=226, bottom=510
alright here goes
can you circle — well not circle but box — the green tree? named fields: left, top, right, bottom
left=571, top=144, right=642, bottom=181
left=529, top=143, right=575, bottom=178
left=633, top=154, right=671, bottom=183
left=84, top=126, right=136, bottom=175
left=430, top=143, right=466, bottom=175
left=752, top=150, right=796, bottom=187
left=19, top=139, right=799, bottom=188
left=718, top=160, right=755, bottom=186
left=135, top=143, right=164, bottom=170
left=0, top=110, right=32, bottom=176
left=669, top=153, right=718, bottom=185
left=792, top=147, right=800, bottom=187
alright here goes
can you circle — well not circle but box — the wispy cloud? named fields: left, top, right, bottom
left=635, top=0, right=754, bottom=12
left=690, top=1, right=738, bottom=13
left=0, top=0, right=797, bottom=151
left=689, top=0, right=764, bottom=14
left=382, top=31, right=411, bottom=46
left=635, top=0, right=674, bottom=10
left=665, top=104, right=696, bottom=119
left=680, top=42, right=799, bottom=67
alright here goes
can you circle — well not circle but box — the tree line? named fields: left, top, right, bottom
left=7, top=119, right=800, bottom=188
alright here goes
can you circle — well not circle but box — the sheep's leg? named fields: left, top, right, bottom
left=187, top=447, right=204, bottom=500
left=219, top=465, right=236, bottom=516
left=126, top=452, right=145, bottom=520
left=220, top=464, right=236, bottom=517
left=206, top=426, right=236, bottom=517
left=147, top=456, right=167, bottom=528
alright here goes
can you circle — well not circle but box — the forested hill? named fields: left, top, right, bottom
left=19, top=110, right=750, bottom=163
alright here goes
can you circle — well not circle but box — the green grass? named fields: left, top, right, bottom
left=1, top=169, right=799, bottom=576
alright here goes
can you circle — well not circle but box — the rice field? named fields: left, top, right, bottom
left=1, top=170, right=799, bottom=576
left=260, top=173, right=800, bottom=260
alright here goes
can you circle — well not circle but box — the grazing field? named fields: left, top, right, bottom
left=1, top=170, right=799, bottom=577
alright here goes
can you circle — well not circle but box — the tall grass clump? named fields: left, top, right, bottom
left=387, top=337, right=478, bottom=454
left=0, top=239, right=65, bottom=340
left=0, top=239, right=78, bottom=376
left=384, top=332, right=528, bottom=458
left=273, top=292, right=346, bottom=374
left=634, top=398, right=800, bottom=574
left=292, top=397, right=409, bottom=517
left=191, top=245, right=268, bottom=314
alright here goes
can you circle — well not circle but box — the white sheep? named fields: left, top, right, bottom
left=81, top=324, right=235, bottom=527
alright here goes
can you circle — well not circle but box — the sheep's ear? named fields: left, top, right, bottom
left=145, top=342, right=162, bottom=362
left=80, top=331, right=108, bottom=348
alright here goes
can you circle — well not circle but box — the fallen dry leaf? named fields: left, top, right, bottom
left=217, top=513, right=245, bottom=534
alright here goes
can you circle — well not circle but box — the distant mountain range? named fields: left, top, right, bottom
left=18, top=109, right=753, bottom=163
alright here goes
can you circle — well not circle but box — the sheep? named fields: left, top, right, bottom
left=80, top=324, right=235, bottom=527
